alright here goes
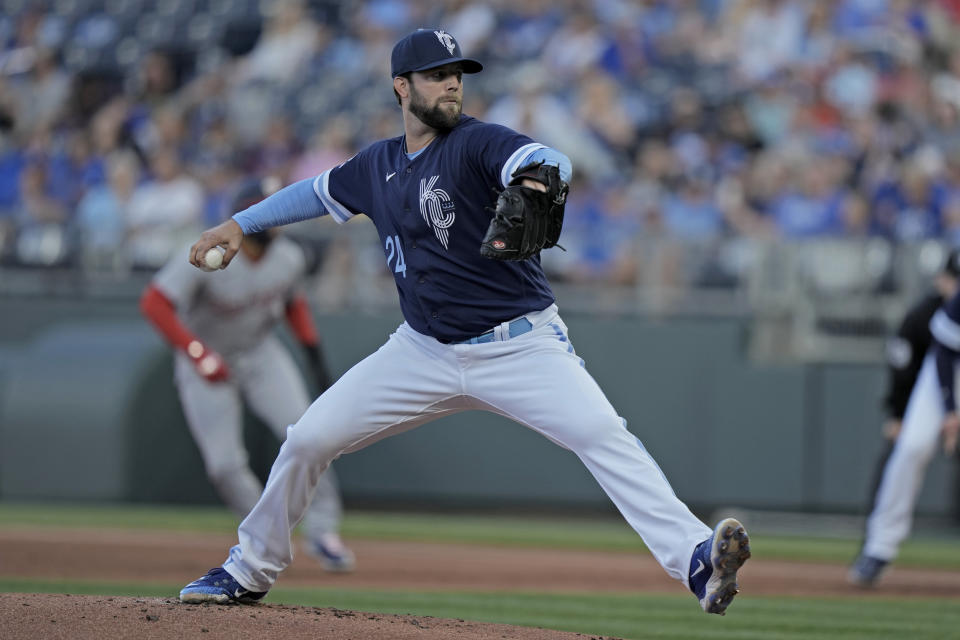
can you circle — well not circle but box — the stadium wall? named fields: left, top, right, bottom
left=0, top=298, right=956, bottom=517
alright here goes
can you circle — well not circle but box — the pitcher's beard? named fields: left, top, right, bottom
left=410, top=94, right=461, bottom=131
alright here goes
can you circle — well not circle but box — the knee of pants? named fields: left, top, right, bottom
left=555, top=412, right=627, bottom=454
left=283, top=420, right=347, bottom=463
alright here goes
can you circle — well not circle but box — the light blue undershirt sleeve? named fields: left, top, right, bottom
left=231, top=178, right=327, bottom=234
left=522, top=147, right=572, bottom=182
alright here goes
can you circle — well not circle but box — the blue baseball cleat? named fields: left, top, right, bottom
left=179, top=567, right=267, bottom=604
left=306, top=533, right=356, bottom=573
left=847, top=554, right=888, bottom=588
left=688, top=517, right=751, bottom=615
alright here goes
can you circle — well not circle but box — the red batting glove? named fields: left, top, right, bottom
left=187, top=340, right=231, bottom=383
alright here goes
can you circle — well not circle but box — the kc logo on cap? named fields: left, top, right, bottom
left=435, top=30, right=456, bottom=55
left=391, top=28, right=483, bottom=78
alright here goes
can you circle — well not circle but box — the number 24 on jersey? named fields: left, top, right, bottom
left=385, top=235, right=406, bottom=278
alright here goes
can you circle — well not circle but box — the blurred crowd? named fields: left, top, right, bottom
left=3, top=0, right=960, bottom=288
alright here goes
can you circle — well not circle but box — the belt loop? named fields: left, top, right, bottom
left=493, top=321, right=510, bottom=342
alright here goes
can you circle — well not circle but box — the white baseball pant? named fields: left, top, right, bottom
left=864, top=354, right=946, bottom=560
left=175, top=334, right=342, bottom=537
left=222, top=304, right=711, bottom=591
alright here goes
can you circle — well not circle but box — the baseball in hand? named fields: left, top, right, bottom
left=204, top=247, right=225, bottom=270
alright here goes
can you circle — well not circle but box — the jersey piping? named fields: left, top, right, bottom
left=314, top=172, right=353, bottom=224
left=500, top=143, right=546, bottom=187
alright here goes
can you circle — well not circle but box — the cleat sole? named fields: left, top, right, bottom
left=701, top=518, right=751, bottom=615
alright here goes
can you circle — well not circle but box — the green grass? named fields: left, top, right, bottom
left=2, top=577, right=958, bottom=640
left=1, top=501, right=958, bottom=569
left=3, top=503, right=960, bottom=639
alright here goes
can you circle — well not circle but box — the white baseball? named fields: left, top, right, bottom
left=204, top=247, right=225, bottom=270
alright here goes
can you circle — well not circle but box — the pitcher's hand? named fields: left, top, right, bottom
left=190, top=219, right=243, bottom=270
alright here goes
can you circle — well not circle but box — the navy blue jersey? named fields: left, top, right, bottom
left=315, top=115, right=556, bottom=342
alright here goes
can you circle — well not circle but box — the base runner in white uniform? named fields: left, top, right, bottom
left=178, top=29, right=750, bottom=615
left=141, top=180, right=355, bottom=572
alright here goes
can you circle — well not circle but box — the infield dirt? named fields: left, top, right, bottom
left=2, top=527, right=959, bottom=639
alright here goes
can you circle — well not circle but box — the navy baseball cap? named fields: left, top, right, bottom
left=391, top=29, right=483, bottom=78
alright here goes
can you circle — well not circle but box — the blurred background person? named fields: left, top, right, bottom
left=75, top=149, right=140, bottom=272
left=3, top=0, right=960, bottom=281
left=139, top=179, right=355, bottom=572
left=125, top=145, right=204, bottom=270
left=234, top=0, right=322, bottom=87
left=851, top=248, right=960, bottom=587
left=858, top=249, right=960, bottom=525
left=11, top=155, right=70, bottom=267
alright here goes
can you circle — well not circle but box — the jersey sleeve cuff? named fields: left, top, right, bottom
left=501, top=143, right=546, bottom=188
left=502, top=144, right=572, bottom=186
left=314, top=172, right=355, bottom=224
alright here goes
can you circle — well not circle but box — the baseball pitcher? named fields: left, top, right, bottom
left=178, top=29, right=750, bottom=614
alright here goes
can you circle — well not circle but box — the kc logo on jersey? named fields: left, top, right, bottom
left=434, top=30, right=456, bottom=55
left=419, top=176, right=455, bottom=249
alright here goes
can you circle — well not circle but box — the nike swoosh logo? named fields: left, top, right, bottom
left=386, top=172, right=396, bottom=182
left=691, top=559, right=706, bottom=577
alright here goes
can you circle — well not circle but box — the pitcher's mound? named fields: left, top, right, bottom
left=0, top=593, right=622, bottom=640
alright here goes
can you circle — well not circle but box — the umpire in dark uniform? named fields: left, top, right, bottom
left=864, top=248, right=960, bottom=512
